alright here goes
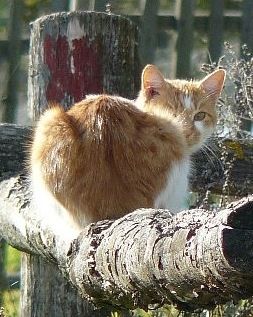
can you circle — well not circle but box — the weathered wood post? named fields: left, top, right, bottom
left=2, top=0, right=24, bottom=122
left=208, top=0, right=224, bottom=63
left=23, top=11, right=140, bottom=317
left=241, top=0, right=253, bottom=56
left=139, top=0, right=160, bottom=65
left=175, top=0, right=195, bottom=78
left=0, top=240, right=6, bottom=307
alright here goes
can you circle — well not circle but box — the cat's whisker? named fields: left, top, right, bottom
left=205, top=137, right=223, bottom=157
left=199, top=146, right=217, bottom=170
left=202, top=143, right=224, bottom=171
left=208, top=138, right=222, bottom=153
left=209, top=145, right=224, bottom=171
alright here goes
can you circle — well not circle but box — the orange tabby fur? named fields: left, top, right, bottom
left=31, top=65, right=225, bottom=228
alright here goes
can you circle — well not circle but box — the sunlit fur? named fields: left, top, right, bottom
left=30, top=65, right=225, bottom=229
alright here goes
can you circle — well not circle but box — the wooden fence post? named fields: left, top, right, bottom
left=23, top=12, right=140, bottom=317
left=69, top=0, right=89, bottom=11
left=93, top=0, right=108, bottom=11
left=175, top=0, right=195, bottom=78
left=208, top=0, right=224, bottom=63
left=2, top=0, right=24, bottom=123
left=28, top=11, right=140, bottom=119
left=241, top=0, right=253, bottom=56
left=139, top=0, right=160, bottom=65
left=51, top=0, right=69, bottom=12
left=0, top=240, right=6, bottom=307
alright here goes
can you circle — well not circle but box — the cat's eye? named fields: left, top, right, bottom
left=194, top=112, right=206, bottom=121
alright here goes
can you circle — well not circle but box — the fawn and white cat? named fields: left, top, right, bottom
left=30, top=65, right=225, bottom=234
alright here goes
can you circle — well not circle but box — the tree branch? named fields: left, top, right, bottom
left=1, top=172, right=253, bottom=311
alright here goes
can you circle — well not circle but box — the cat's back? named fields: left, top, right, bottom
left=32, top=95, right=142, bottom=165
left=32, top=94, right=185, bottom=225
left=68, top=94, right=147, bottom=143
left=67, top=94, right=184, bottom=172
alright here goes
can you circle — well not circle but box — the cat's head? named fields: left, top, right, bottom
left=137, top=65, right=226, bottom=154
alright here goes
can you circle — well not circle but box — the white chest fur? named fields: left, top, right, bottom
left=154, top=158, right=190, bottom=213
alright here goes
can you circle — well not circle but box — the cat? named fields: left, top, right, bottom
left=30, top=64, right=225, bottom=233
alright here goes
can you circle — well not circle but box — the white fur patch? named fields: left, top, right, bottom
left=195, top=121, right=213, bottom=140
left=182, top=94, right=193, bottom=109
left=31, top=163, right=81, bottom=243
left=194, top=121, right=204, bottom=133
left=154, top=158, right=190, bottom=213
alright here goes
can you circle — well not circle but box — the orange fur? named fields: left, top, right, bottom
left=30, top=65, right=225, bottom=227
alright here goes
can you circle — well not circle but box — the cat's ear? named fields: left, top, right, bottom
left=200, top=69, right=226, bottom=100
left=141, top=64, right=166, bottom=98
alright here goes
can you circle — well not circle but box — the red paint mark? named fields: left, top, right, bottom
left=44, top=34, right=102, bottom=104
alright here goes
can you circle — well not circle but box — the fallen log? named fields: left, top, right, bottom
left=0, top=174, right=253, bottom=311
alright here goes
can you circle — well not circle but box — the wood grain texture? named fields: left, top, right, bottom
left=28, top=11, right=140, bottom=119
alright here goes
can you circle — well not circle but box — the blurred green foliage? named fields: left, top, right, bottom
left=0, top=0, right=51, bottom=27
left=24, top=0, right=51, bottom=22
left=5, top=246, right=20, bottom=274
left=196, top=0, right=241, bottom=10
left=1, top=246, right=20, bottom=317
left=3, top=290, right=19, bottom=317
left=119, top=0, right=243, bottom=11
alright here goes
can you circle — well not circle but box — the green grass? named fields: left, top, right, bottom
left=1, top=245, right=21, bottom=317
left=2, top=290, right=20, bottom=317
left=5, top=246, right=21, bottom=274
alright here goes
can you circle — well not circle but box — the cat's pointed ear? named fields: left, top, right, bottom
left=200, top=69, right=226, bottom=100
left=141, top=64, right=166, bottom=98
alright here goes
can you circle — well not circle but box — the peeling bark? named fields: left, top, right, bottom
left=1, top=174, right=253, bottom=311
